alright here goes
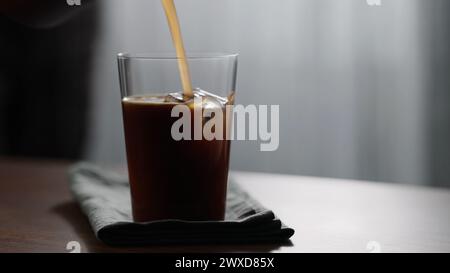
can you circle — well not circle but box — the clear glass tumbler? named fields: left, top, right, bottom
left=117, top=53, right=238, bottom=222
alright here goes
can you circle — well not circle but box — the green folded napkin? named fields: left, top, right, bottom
left=68, top=163, right=294, bottom=246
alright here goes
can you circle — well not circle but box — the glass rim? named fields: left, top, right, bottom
left=117, top=52, right=239, bottom=60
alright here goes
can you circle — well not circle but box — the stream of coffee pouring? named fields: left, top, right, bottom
left=161, top=0, right=194, bottom=98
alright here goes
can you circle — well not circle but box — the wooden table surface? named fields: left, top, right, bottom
left=0, top=158, right=449, bottom=253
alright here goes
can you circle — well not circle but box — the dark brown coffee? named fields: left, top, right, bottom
left=122, top=90, right=233, bottom=222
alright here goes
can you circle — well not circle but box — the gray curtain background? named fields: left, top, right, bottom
left=84, top=0, right=450, bottom=187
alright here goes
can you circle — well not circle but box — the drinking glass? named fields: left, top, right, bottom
left=117, top=53, right=238, bottom=222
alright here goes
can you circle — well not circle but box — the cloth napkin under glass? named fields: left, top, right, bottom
left=68, top=163, right=294, bottom=246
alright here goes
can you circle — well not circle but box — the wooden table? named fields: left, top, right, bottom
left=0, top=158, right=449, bottom=253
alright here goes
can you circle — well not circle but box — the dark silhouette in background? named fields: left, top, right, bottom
left=0, top=0, right=98, bottom=159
